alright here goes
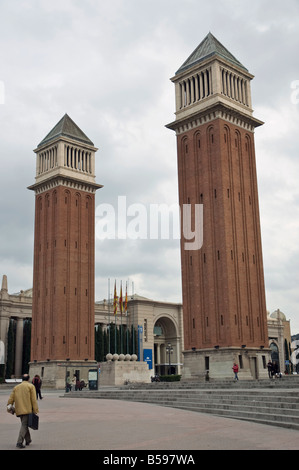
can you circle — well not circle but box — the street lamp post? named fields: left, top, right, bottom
left=166, top=342, right=173, bottom=375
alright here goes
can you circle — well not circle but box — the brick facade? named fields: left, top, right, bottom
left=31, top=185, right=96, bottom=361
left=167, top=34, right=269, bottom=377
left=177, top=119, right=267, bottom=351
left=28, top=115, right=101, bottom=370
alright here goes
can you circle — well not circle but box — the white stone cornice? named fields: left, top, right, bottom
left=166, top=102, right=263, bottom=135
left=28, top=175, right=103, bottom=195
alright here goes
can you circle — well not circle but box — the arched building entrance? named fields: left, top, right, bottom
left=270, top=342, right=280, bottom=372
left=153, top=316, right=181, bottom=375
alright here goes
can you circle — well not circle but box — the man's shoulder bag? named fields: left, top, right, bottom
left=28, top=413, right=39, bottom=430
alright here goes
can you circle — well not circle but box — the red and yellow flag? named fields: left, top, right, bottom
left=119, top=282, right=123, bottom=315
left=124, top=282, right=128, bottom=313
left=113, top=281, right=117, bottom=315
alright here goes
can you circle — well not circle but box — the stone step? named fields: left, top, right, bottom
left=181, top=407, right=299, bottom=431
left=135, top=395, right=299, bottom=411
left=75, top=388, right=299, bottom=401
left=97, top=393, right=299, bottom=413
left=70, top=388, right=299, bottom=402
left=150, top=399, right=299, bottom=419
left=66, top=386, right=299, bottom=430
left=99, top=393, right=299, bottom=416
left=123, top=377, right=299, bottom=390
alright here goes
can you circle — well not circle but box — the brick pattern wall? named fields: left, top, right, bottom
left=31, top=185, right=95, bottom=361
left=177, top=118, right=267, bottom=351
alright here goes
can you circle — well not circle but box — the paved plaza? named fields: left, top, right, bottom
left=1, top=387, right=299, bottom=452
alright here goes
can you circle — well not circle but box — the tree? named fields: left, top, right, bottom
left=22, top=319, right=31, bottom=374
left=95, top=324, right=105, bottom=362
left=5, top=319, right=16, bottom=379
left=94, top=323, right=138, bottom=360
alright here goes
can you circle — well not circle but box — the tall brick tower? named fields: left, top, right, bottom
left=28, top=114, right=102, bottom=388
left=167, top=33, right=269, bottom=380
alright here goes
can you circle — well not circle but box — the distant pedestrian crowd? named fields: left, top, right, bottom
left=66, top=374, right=87, bottom=392
left=267, top=360, right=282, bottom=379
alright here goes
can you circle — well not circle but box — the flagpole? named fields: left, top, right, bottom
left=108, top=278, right=111, bottom=353
left=115, top=312, right=117, bottom=353
left=113, top=280, right=117, bottom=353
left=132, top=282, right=135, bottom=355
left=114, top=281, right=117, bottom=354
left=120, top=281, right=123, bottom=354
left=125, top=281, right=128, bottom=353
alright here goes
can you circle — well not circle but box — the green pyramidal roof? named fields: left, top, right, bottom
left=176, top=32, right=248, bottom=75
left=38, top=114, right=94, bottom=147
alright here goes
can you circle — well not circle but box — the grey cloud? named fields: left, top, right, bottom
left=0, top=0, right=298, bottom=332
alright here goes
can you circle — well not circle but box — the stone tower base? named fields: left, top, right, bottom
left=99, top=357, right=151, bottom=386
left=29, top=360, right=98, bottom=390
left=182, top=347, right=271, bottom=382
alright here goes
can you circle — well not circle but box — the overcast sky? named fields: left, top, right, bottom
left=0, top=0, right=299, bottom=334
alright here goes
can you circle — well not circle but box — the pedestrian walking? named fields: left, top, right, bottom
left=66, top=375, right=72, bottom=392
left=232, top=362, right=239, bottom=381
left=267, top=360, right=273, bottom=379
left=7, top=373, right=39, bottom=448
left=32, top=374, right=43, bottom=399
left=72, top=374, right=77, bottom=391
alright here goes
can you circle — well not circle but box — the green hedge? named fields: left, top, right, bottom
left=159, top=375, right=181, bottom=382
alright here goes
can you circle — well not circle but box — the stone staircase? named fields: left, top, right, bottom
left=64, top=377, right=299, bottom=430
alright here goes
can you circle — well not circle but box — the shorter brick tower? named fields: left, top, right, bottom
left=167, top=33, right=270, bottom=380
left=28, top=114, right=102, bottom=388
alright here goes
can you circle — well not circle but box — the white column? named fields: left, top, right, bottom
left=179, top=82, right=183, bottom=108
left=195, top=75, right=199, bottom=101
left=190, top=77, right=195, bottom=103
left=208, top=67, right=213, bottom=94
left=186, top=79, right=190, bottom=105
left=204, top=71, right=208, bottom=97
left=57, top=142, right=65, bottom=167
left=200, top=73, right=204, bottom=99
left=175, top=338, right=181, bottom=374
left=82, top=151, right=85, bottom=172
left=222, top=70, right=226, bottom=94
left=183, top=81, right=187, bottom=106
left=156, top=343, right=161, bottom=373
left=89, top=153, right=93, bottom=174
left=36, top=153, right=40, bottom=175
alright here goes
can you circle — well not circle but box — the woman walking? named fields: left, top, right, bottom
left=232, top=363, right=239, bottom=381
left=32, top=374, right=43, bottom=399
